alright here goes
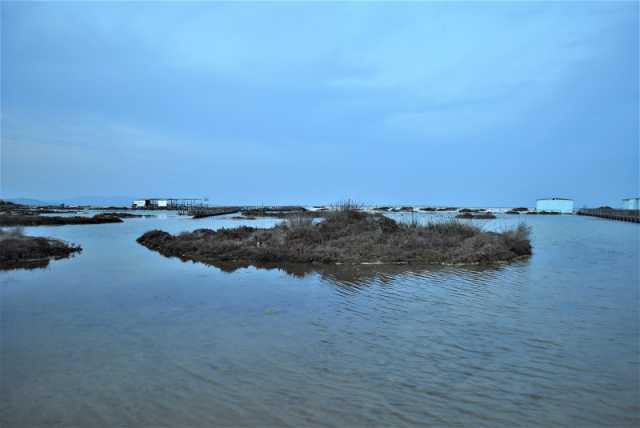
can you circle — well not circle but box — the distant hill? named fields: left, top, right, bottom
left=54, top=196, right=136, bottom=207
left=6, top=198, right=50, bottom=206
left=6, top=196, right=136, bottom=207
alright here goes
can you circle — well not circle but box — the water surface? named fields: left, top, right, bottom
left=1, top=212, right=638, bottom=427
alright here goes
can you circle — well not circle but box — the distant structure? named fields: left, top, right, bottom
left=132, top=198, right=206, bottom=209
left=622, top=197, right=640, bottom=210
left=536, top=197, right=574, bottom=213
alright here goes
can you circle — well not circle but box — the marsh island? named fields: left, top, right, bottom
left=137, top=207, right=532, bottom=266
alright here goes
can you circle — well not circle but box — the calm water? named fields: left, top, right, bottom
left=1, top=212, right=638, bottom=427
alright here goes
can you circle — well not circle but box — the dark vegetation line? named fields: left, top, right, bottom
left=0, top=214, right=123, bottom=227
left=239, top=207, right=315, bottom=218
left=190, top=208, right=242, bottom=219
left=455, top=212, right=497, bottom=219
left=137, top=201, right=532, bottom=268
left=0, top=200, right=155, bottom=226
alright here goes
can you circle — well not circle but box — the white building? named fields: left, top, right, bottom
left=623, top=197, right=640, bottom=210
left=132, top=198, right=206, bottom=209
left=132, top=199, right=168, bottom=209
left=536, top=198, right=574, bottom=213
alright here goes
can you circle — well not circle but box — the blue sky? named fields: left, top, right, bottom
left=1, top=1, right=638, bottom=207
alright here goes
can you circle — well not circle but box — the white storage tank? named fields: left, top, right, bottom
left=623, top=197, right=639, bottom=210
left=536, top=198, right=574, bottom=213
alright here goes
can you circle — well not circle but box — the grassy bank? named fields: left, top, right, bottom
left=0, top=213, right=123, bottom=227
left=0, top=228, right=82, bottom=270
left=137, top=205, right=531, bottom=266
left=239, top=206, right=318, bottom=218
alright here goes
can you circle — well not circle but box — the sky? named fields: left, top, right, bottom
left=1, top=1, right=638, bottom=207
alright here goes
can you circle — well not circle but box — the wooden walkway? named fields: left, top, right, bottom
left=577, top=208, right=640, bottom=223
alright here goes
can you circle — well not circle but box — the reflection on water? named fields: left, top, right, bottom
left=0, top=258, right=52, bottom=271
left=0, top=212, right=638, bottom=427
left=208, top=260, right=520, bottom=290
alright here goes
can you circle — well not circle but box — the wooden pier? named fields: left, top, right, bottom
left=577, top=208, right=640, bottom=223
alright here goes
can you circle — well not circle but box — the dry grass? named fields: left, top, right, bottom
left=287, top=214, right=314, bottom=231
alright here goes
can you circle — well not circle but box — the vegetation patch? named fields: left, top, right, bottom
left=0, top=228, right=82, bottom=270
left=0, top=199, right=128, bottom=226
left=190, top=208, right=242, bottom=219
left=137, top=205, right=531, bottom=267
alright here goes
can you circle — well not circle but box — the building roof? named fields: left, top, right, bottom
left=134, top=198, right=206, bottom=201
left=622, top=197, right=640, bottom=201
left=536, top=197, right=573, bottom=201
